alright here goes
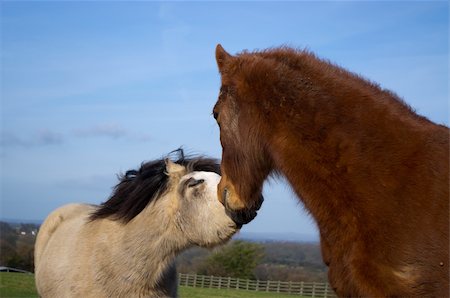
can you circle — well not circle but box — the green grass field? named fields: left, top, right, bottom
left=0, top=273, right=303, bottom=298
left=0, top=273, right=38, bottom=298
left=179, top=286, right=298, bottom=297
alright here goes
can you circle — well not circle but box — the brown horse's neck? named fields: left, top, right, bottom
left=267, top=83, right=449, bottom=294
left=267, top=75, right=445, bottom=245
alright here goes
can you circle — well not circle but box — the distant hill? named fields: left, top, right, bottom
left=0, top=221, right=37, bottom=272
left=235, top=231, right=319, bottom=243
left=176, top=240, right=328, bottom=282
left=1, top=219, right=43, bottom=226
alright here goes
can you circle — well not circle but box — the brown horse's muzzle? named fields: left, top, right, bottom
left=218, top=178, right=264, bottom=227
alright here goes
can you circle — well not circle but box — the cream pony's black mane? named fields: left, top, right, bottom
left=90, top=149, right=220, bottom=223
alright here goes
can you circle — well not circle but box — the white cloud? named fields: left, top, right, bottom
left=1, top=130, right=64, bottom=148
left=73, top=123, right=127, bottom=139
left=1, top=124, right=152, bottom=149
left=72, top=123, right=152, bottom=142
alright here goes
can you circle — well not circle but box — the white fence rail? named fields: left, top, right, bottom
left=0, top=266, right=32, bottom=274
left=178, top=273, right=336, bottom=297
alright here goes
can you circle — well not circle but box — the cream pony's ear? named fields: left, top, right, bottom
left=164, top=159, right=186, bottom=179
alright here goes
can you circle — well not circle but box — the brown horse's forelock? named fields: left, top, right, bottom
left=90, top=149, right=220, bottom=223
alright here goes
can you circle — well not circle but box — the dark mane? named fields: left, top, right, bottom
left=90, top=149, right=220, bottom=223
left=240, top=47, right=428, bottom=123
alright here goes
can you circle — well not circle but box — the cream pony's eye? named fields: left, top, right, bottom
left=186, top=178, right=205, bottom=188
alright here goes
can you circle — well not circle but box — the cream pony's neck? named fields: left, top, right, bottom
left=93, top=193, right=187, bottom=296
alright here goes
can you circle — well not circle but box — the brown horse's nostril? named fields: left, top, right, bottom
left=222, top=188, right=229, bottom=204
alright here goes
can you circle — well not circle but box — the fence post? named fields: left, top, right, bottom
left=185, top=274, right=188, bottom=286
left=236, top=278, right=239, bottom=289
left=246, top=279, right=249, bottom=290
left=266, top=280, right=270, bottom=292
left=288, top=281, right=292, bottom=294
left=300, top=281, right=304, bottom=295
left=277, top=280, right=280, bottom=293
left=324, top=282, right=328, bottom=297
left=312, top=282, right=316, bottom=298
left=209, top=275, right=213, bottom=288
left=193, top=274, right=197, bottom=288
left=256, top=280, right=259, bottom=291
left=201, top=275, right=205, bottom=288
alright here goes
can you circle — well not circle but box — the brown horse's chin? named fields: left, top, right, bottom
left=223, top=194, right=264, bottom=227
left=217, top=180, right=264, bottom=227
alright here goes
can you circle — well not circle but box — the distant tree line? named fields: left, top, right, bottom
left=176, top=240, right=328, bottom=282
left=200, top=240, right=264, bottom=279
left=0, top=222, right=38, bottom=272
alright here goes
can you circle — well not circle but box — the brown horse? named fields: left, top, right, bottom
left=213, top=44, right=449, bottom=297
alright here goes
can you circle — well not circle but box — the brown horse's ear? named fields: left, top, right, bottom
left=216, top=44, right=233, bottom=73
left=165, top=159, right=186, bottom=179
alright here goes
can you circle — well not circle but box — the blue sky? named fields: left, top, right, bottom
left=1, top=1, right=448, bottom=239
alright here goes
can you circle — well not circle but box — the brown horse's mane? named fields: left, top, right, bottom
left=90, top=149, right=220, bottom=223
left=235, top=47, right=439, bottom=128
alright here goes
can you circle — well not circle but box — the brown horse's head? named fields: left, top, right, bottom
left=213, top=44, right=272, bottom=217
